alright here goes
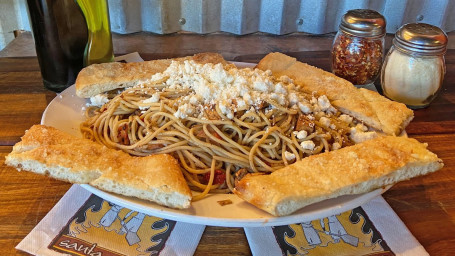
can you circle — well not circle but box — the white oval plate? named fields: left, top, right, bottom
left=41, top=62, right=389, bottom=227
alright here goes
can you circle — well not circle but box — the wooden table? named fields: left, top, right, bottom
left=0, top=46, right=454, bottom=255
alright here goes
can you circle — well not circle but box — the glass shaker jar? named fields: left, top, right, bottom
left=332, top=9, right=386, bottom=86
left=381, top=23, right=447, bottom=109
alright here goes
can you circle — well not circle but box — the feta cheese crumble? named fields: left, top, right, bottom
left=88, top=94, right=109, bottom=107
left=284, top=151, right=296, bottom=161
left=293, top=130, right=308, bottom=139
left=142, top=60, right=304, bottom=119
left=332, top=142, right=341, bottom=150
left=300, top=140, right=315, bottom=150
left=339, top=114, right=353, bottom=124
left=349, top=125, right=378, bottom=143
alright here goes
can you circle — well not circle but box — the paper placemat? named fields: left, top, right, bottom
left=17, top=185, right=205, bottom=256
left=244, top=196, right=428, bottom=256
left=17, top=185, right=428, bottom=256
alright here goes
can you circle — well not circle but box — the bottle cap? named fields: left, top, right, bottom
left=394, top=23, right=448, bottom=55
left=339, top=9, right=386, bottom=37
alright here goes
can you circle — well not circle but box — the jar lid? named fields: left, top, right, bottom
left=394, top=23, right=448, bottom=55
left=339, top=9, right=386, bottom=37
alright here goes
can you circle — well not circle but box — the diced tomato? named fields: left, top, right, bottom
left=203, top=169, right=226, bottom=185
left=117, top=125, right=130, bottom=145
left=295, top=114, right=315, bottom=133
left=196, top=127, right=223, bottom=141
left=212, top=131, right=223, bottom=140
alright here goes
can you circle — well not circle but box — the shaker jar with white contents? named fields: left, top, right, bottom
left=381, top=23, right=447, bottom=109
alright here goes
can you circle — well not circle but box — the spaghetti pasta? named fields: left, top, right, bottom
left=81, top=60, right=375, bottom=200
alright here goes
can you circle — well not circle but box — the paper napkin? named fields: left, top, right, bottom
left=16, top=185, right=205, bottom=256
left=244, top=196, right=428, bottom=256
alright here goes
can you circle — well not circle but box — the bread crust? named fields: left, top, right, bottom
left=5, top=125, right=192, bottom=209
left=234, top=136, right=443, bottom=216
left=75, top=52, right=229, bottom=98
left=256, top=52, right=414, bottom=135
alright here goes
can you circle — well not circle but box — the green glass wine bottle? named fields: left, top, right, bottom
left=76, top=0, right=114, bottom=66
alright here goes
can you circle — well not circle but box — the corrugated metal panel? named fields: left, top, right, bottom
left=107, top=0, right=455, bottom=35
left=0, top=0, right=30, bottom=49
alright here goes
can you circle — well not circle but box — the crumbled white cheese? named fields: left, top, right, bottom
left=339, top=114, right=353, bottom=124
left=317, top=95, right=331, bottom=111
left=270, top=93, right=286, bottom=105
left=243, top=92, right=253, bottom=105
left=188, top=95, right=199, bottom=105
left=138, top=60, right=346, bottom=124
left=279, top=75, right=293, bottom=84
left=274, top=82, right=288, bottom=94
left=174, top=103, right=194, bottom=119
left=219, top=100, right=235, bottom=119
left=349, top=126, right=378, bottom=143
left=144, top=60, right=299, bottom=119
left=143, top=93, right=160, bottom=103
left=288, top=92, right=299, bottom=105
left=236, top=99, right=247, bottom=110
left=332, top=142, right=341, bottom=150
left=310, top=96, right=318, bottom=105
left=298, top=102, right=312, bottom=114
left=300, top=140, right=315, bottom=150
left=284, top=151, right=296, bottom=161
left=319, top=117, right=331, bottom=128
left=138, top=93, right=161, bottom=110
left=88, top=94, right=109, bottom=107
left=293, top=130, right=308, bottom=139
left=356, top=123, right=368, bottom=132
left=317, top=95, right=337, bottom=113
left=253, top=80, right=270, bottom=92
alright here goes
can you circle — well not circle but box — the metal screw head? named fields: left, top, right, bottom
left=296, top=18, right=303, bottom=25
left=179, top=18, right=186, bottom=25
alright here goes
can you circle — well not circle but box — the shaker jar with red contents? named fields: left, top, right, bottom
left=331, top=9, right=386, bottom=86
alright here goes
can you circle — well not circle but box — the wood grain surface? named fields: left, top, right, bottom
left=0, top=49, right=454, bottom=256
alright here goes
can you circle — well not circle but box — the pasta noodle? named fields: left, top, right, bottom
left=81, top=60, right=370, bottom=200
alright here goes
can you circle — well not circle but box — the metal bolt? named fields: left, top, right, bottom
left=416, top=15, right=424, bottom=21
left=296, top=18, right=304, bottom=25
left=179, top=18, right=186, bottom=25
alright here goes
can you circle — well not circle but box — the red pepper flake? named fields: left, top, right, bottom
left=332, top=33, right=383, bottom=85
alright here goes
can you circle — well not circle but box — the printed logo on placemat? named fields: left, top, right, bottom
left=272, top=207, right=394, bottom=256
left=49, top=194, right=176, bottom=256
